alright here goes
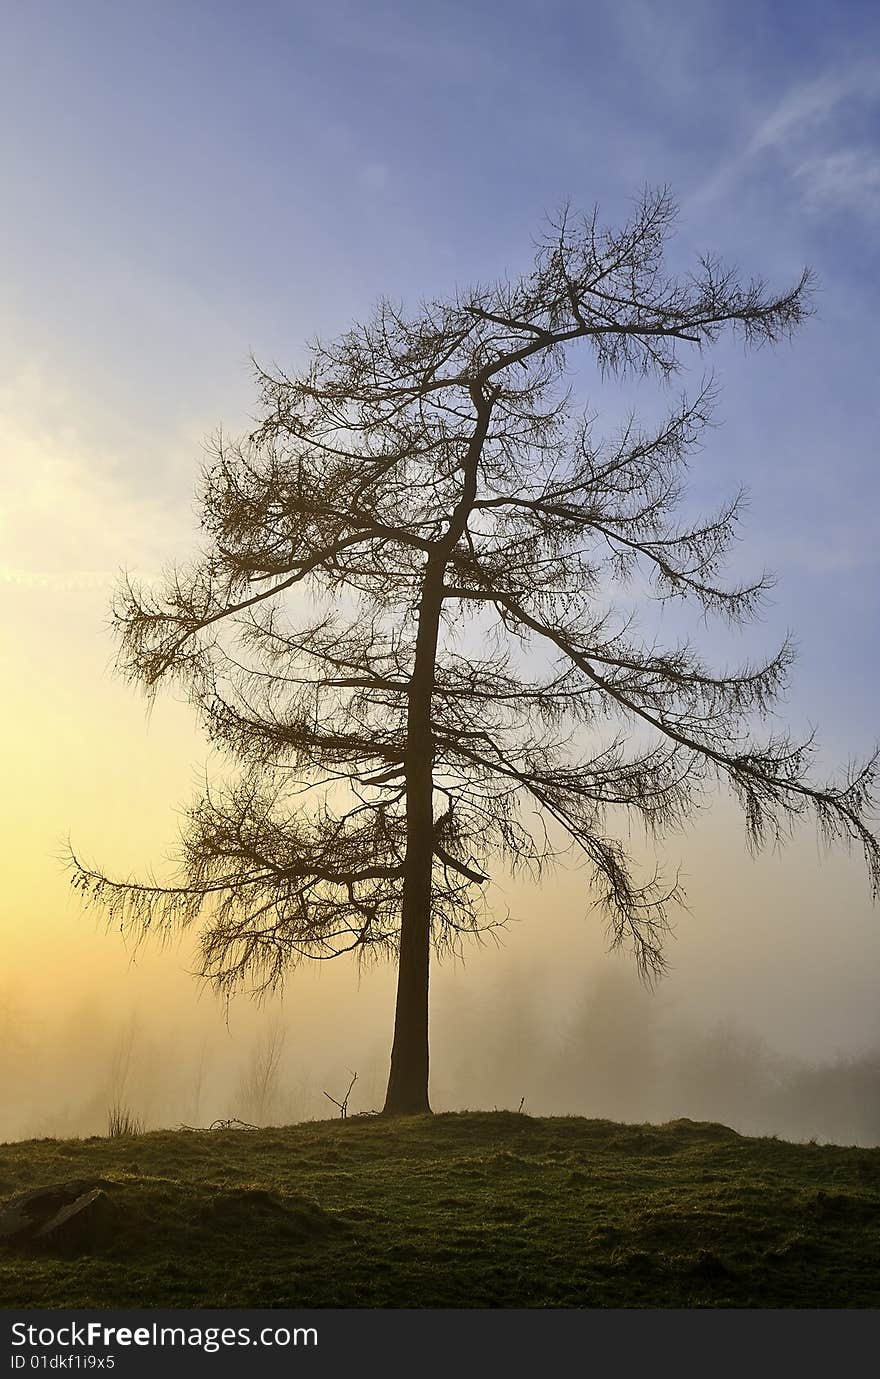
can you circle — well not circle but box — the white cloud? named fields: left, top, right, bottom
left=0, top=366, right=194, bottom=590
left=0, top=568, right=119, bottom=591
left=794, top=148, right=880, bottom=216
left=691, top=62, right=880, bottom=219
left=746, top=72, right=861, bottom=156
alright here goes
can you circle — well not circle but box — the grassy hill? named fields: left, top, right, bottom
left=2, top=1112, right=879, bottom=1308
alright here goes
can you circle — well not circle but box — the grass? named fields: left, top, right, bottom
left=106, top=1103, right=145, bottom=1139
left=1, top=1112, right=879, bottom=1307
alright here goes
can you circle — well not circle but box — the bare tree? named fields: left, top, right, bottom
left=69, top=189, right=879, bottom=1115
left=236, top=1018, right=286, bottom=1125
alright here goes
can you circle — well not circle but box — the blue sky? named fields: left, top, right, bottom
left=3, top=2, right=878, bottom=736
left=1, top=1, right=879, bottom=1076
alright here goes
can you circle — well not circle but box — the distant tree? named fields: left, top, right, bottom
left=561, top=965, right=663, bottom=1122
left=236, top=1018, right=286, bottom=1125
left=70, top=189, right=879, bottom=1115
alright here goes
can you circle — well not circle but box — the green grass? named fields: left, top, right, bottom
left=2, top=1112, right=879, bottom=1307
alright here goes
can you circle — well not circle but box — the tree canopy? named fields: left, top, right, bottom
left=71, top=188, right=879, bottom=1113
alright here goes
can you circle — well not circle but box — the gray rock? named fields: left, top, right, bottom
left=35, top=1188, right=113, bottom=1249
left=0, top=1179, right=115, bottom=1245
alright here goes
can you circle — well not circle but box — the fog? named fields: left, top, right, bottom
left=4, top=556, right=877, bottom=1150
left=3, top=816, right=879, bottom=1147
left=3, top=232, right=878, bottom=1155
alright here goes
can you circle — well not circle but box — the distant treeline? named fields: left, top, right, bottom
left=2, top=969, right=878, bottom=1145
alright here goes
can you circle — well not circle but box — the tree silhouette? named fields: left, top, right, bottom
left=70, top=189, right=879, bottom=1115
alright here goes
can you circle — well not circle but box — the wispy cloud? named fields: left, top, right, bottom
left=0, top=568, right=119, bottom=591
left=745, top=71, right=866, bottom=156
left=0, top=367, right=193, bottom=595
left=770, top=528, right=880, bottom=577
left=794, top=148, right=880, bottom=216
left=691, top=62, right=880, bottom=219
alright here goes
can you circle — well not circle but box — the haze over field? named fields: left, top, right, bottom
left=1, top=1, right=879, bottom=1143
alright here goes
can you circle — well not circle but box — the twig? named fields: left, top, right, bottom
left=177, top=1118, right=259, bottom=1131
left=323, top=1071, right=358, bottom=1119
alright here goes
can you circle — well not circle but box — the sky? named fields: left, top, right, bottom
left=1, top=0, right=879, bottom=1136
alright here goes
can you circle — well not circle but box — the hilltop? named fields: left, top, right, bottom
left=1, top=1112, right=879, bottom=1307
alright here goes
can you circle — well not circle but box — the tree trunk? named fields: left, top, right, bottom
left=382, top=387, right=492, bottom=1115
left=382, top=555, right=445, bottom=1115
